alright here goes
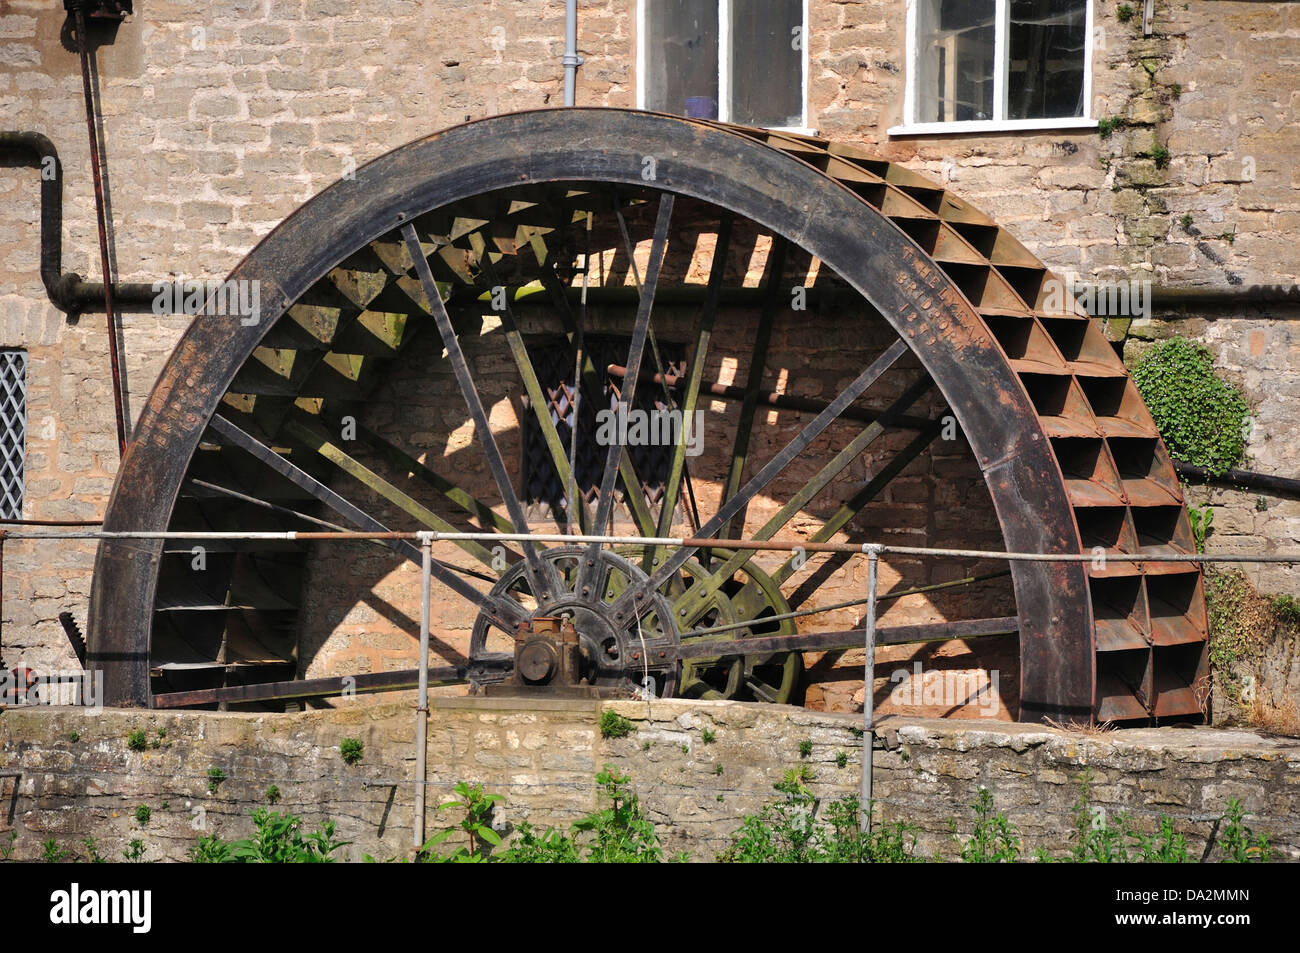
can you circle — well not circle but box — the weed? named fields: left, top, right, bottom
left=340, top=738, right=364, bottom=766
left=1169, top=82, right=1182, bottom=99
left=701, top=727, right=716, bottom=744
left=1219, top=230, right=1236, bottom=244
left=41, top=839, right=68, bottom=863
left=641, top=740, right=651, bottom=751
left=680, top=743, right=689, bottom=754
left=599, top=710, right=634, bottom=739
left=798, top=739, right=813, bottom=758
left=68, top=730, right=80, bottom=743
left=126, top=729, right=147, bottom=752
left=1188, top=505, right=1214, bottom=553
left=835, top=751, right=849, bottom=769
left=1151, top=140, right=1170, bottom=168
left=1216, top=798, right=1273, bottom=862
left=265, top=784, right=282, bottom=805
left=1273, top=595, right=1300, bottom=627
left=134, top=804, right=152, bottom=827
left=81, top=837, right=105, bottom=864
left=1117, top=3, right=1135, bottom=23
left=0, top=830, right=17, bottom=861
left=714, top=763, right=724, bottom=775
left=1179, top=213, right=1194, bottom=230
left=570, top=765, right=663, bottom=863
left=195, top=809, right=348, bottom=863
left=498, top=822, right=579, bottom=863
left=1097, top=116, right=1124, bottom=138
left=123, top=839, right=146, bottom=863
left=207, top=766, right=227, bottom=794
left=421, top=781, right=504, bottom=862
left=951, top=788, right=1021, bottom=862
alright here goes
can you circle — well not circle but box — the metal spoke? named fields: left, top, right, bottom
left=527, top=226, right=660, bottom=539
left=673, top=374, right=936, bottom=622
left=652, top=214, right=734, bottom=560
left=575, top=192, right=675, bottom=595
left=608, top=337, right=910, bottom=622
left=466, top=229, right=592, bottom=534
left=717, top=236, right=789, bottom=544
left=282, top=414, right=504, bottom=570
left=772, top=422, right=944, bottom=587
left=401, top=222, right=562, bottom=603
left=209, top=414, right=524, bottom=632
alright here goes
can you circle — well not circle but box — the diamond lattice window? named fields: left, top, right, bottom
left=0, top=351, right=27, bottom=520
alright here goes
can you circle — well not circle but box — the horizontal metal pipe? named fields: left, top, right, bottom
left=1173, top=461, right=1300, bottom=497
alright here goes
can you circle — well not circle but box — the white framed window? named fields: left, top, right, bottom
left=636, top=0, right=811, bottom=133
left=890, top=0, right=1096, bottom=136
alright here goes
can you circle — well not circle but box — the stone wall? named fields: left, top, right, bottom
left=1, top=699, right=1296, bottom=862
left=1, top=1, right=1297, bottom=678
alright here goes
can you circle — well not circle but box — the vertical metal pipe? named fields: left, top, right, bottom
left=562, top=0, right=582, bottom=106
left=860, top=542, right=881, bottom=833
left=412, top=531, right=433, bottom=850
left=72, top=8, right=128, bottom=457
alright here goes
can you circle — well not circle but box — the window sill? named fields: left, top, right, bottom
left=886, top=117, right=1099, bottom=137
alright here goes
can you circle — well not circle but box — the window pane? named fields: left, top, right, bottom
left=1008, top=0, right=1087, bottom=119
left=917, top=0, right=996, bottom=123
left=644, top=0, right=719, bottom=119
left=729, top=0, right=803, bottom=127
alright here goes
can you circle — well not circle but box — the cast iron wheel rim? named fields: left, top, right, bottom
left=86, top=107, right=1208, bottom=724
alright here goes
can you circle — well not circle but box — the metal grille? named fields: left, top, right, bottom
left=0, top=351, right=27, bottom=520
left=522, top=335, right=686, bottom=513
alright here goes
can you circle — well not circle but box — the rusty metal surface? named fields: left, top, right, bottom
left=87, top=108, right=1205, bottom=723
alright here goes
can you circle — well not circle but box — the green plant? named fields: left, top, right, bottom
left=207, top=766, right=227, bottom=794
left=1117, top=3, right=1135, bottom=22
left=1132, top=338, right=1251, bottom=475
left=572, top=765, right=664, bottom=863
left=1188, top=505, right=1214, bottom=553
left=680, top=743, right=689, bottom=754
left=798, top=739, right=813, bottom=758
left=835, top=751, right=849, bottom=769
left=1273, top=595, right=1300, bottom=627
left=233, top=809, right=347, bottom=863
left=952, top=788, right=1021, bottom=862
left=1205, top=569, right=1271, bottom=706
left=1255, top=496, right=1268, bottom=512
left=126, top=729, right=147, bottom=752
left=599, top=710, right=634, bottom=739
left=81, top=837, right=105, bottom=864
left=1216, top=798, right=1272, bottom=862
left=160, top=801, right=169, bottom=811
left=714, top=763, right=724, bottom=775
left=641, top=740, right=651, bottom=751
left=134, top=804, right=152, bottom=826
left=1179, top=213, right=1194, bottom=230
left=0, top=830, right=17, bottom=861
left=41, top=839, right=68, bottom=863
left=265, top=784, right=282, bottom=805
left=1169, top=82, right=1182, bottom=99
left=340, top=737, right=364, bottom=766
left=422, top=781, right=504, bottom=862
left=1220, top=230, right=1236, bottom=244
left=1097, top=116, right=1124, bottom=138
left=701, top=727, right=716, bottom=744
left=498, top=822, right=579, bottom=863
left=1151, top=139, right=1170, bottom=169
left=68, top=730, right=80, bottom=743
left=123, top=839, right=146, bottom=863
left=189, top=833, right=232, bottom=863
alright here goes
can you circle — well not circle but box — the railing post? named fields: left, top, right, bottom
left=861, top=542, right=882, bottom=833
left=412, top=531, right=434, bottom=851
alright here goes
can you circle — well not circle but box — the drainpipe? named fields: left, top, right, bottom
left=562, top=0, right=583, bottom=106
left=0, top=131, right=163, bottom=311
left=69, top=1, right=127, bottom=456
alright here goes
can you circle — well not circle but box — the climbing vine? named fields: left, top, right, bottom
left=1132, top=338, right=1250, bottom=475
